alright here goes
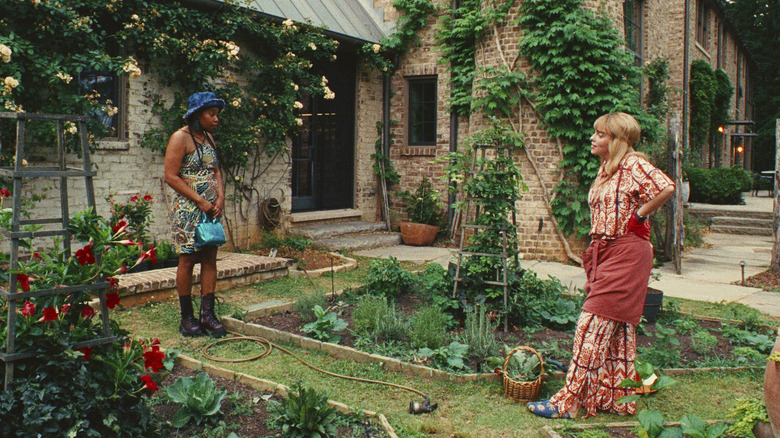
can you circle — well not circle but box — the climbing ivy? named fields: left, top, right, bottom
left=517, top=0, right=655, bottom=237
left=689, top=59, right=733, bottom=165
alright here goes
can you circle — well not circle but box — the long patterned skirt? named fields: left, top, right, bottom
left=549, top=311, right=638, bottom=418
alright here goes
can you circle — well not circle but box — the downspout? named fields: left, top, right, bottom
left=448, top=0, right=459, bottom=229
left=380, top=55, right=398, bottom=230
left=682, top=0, right=691, bottom=162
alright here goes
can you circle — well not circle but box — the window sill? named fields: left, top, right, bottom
left=94, top=140, right=130, bottom=151
left=399, top=146, right=436, bottom=157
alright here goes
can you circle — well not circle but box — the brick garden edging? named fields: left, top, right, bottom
left=105, top=252, right=291, bottom=308
left=174, top=353, right=399, bottom=438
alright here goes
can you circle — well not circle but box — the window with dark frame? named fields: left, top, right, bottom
left=696, top=0, right=710, bottom=50
left=78, top=71, right=127, bottom=140
left=623, top=0, right=643, bottom=66
left=408, top=77, right=437, bottom=146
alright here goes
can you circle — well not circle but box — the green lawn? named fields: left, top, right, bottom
left=111, top=258, right=768, bottom=437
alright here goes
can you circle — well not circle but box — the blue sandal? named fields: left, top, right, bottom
left=527, top=400, right=573, bottom=419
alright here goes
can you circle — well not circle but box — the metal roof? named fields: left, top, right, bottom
left=244, top=0, right=393, bottom=44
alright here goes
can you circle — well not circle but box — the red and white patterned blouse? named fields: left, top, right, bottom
left=588, top=154, right=674, bottom=239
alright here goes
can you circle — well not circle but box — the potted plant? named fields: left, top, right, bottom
left=397, top=178, right=443, bottom=246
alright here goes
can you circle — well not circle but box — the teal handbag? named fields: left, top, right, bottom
left=195, top=212, right=226, bottom=247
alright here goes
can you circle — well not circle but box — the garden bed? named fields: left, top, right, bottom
left=151, top=354, right=396, bottom=437
left=241, top=293, right=770, bottom=374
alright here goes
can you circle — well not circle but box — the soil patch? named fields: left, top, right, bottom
left=151, top=365, right=388, bottom=437
left=743, top=268, right=780, bottom=291
left=254, top=247, right=343, bottom=271
left=248, top=295, right=754, bottom=373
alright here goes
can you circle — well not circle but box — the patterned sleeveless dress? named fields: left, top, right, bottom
left=170, top=140, right=220, bottom=254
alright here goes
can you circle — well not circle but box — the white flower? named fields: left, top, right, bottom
left=295, top=118, right=303, bottom=126
left=131, top=14, right=139, bottom=21
left=220, top=41, right=240, bottom=60
left=4, top=76, right=19, bottom=89
left=0, top=44, right=11, bottom=63
left=65, top=122, right=77, bottom=135
left=309, top=42, right=317, bottom=50
left=372, top=43, right=381, bottom=53
left=286, top=52, right=296, bottom=58
left=105, top=106, right=118, bottom=116
left=320, top=76, right=328, bottom=86
left=282, top=18, right=294, bottom=27
left=231, top=98, right=241, bottom=108
left=324, top=90, right=335, bottom=100
left=293, top=101, right=303, bottom=109
left=332, top=54, right=337, bottom=61
left=291, top=82, right=299, bottom=91
left=122, top=58, right=142, bottom=79
left=56, top=72, right=73, bottom=83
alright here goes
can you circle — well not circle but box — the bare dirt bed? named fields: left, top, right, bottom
left=247, top=294, right=741, bottom=373
left=743, top=268, right=780, bottom=291
left=254, top=247, right=343, bottom=271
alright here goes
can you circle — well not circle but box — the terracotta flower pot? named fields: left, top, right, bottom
left=400, top=222, right=438, bottom=246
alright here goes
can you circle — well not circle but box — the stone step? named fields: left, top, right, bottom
left=315, top=232, right=402, bottom=252
left=687, top=205, right=772, bottom=222
left=709, top=224, right=773, bottom=236
left=711, top=216, right=772, bottom=228
left=290, top=220, right=388, bottom=240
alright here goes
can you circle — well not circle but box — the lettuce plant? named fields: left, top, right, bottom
left=167, top=372, right=227, bottom=428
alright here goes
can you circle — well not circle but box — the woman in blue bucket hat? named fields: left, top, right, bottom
left=164, top=92, right=227, bottom=338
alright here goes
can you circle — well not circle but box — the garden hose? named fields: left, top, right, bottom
left=201, top=334, right=438, bottom=414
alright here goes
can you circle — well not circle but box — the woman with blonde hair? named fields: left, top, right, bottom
left=528, top=112, right=675, bottom=419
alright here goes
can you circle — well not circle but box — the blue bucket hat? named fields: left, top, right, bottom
left=183, top=92, right=225, bottom=122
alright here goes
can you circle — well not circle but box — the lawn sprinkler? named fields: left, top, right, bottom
left=409, top=396, right=438, bottom=415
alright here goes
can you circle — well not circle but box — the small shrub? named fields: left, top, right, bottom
left=408, top=305, right=450, bottom=349
left=295, top=290, right=328, bottom=324
left=685, top=166, right=751, bottom=205
left=268, top=383, right=338, bottom=437
left=374, top=305, right=407, bottom=342
left=352, top=295, right=391, bottom=337
left=364, top=257, right=417, bottom=300
left=417, top=263, right=451, bottom=300
left=690, top=330, right=718, bottom=355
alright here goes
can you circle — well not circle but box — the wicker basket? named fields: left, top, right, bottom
left=502, top=346, right=544, bottom=403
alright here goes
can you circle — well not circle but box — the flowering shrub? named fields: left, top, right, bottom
left=109, top=193, right=154, bottom=243
left=0, top=207, right=167, bottom=435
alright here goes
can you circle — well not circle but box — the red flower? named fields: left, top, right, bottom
left=21, top=301, right=36, bottom=317
left=32, top=252, right=42, bottom=260
left=16, top=274, right=30, bottom=291
left=76, top=346, right=92, bottom=360
left=112, top=220, right=128, bottom=234
left=0, top=189, right=9, bottom=198
left=106, top=292, right=120, bottom=309
left=141, top=375, right=158, bottom=393
left=130, top=195, right=138, bottom=202
left=61, top=304, right=71, bottom=315
left=81, top=306, right=96, bottom=319
left=147, top=245, right=157, bottom=264
left=143, top=195, right=152, bottom=201
left=39, top=306, right=58, bottom=322
left=75, top=244, right=95, bottom=265
left=143, top=345, right=166, bottom=372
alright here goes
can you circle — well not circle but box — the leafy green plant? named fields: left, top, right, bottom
left=167, top=372, right=227, bottom=428
left=685, top=166, right=752, bottom=204
left=507, top=270, right=582, bottom=330
left=352, top=294, right=392, bottom=337
left=618, top=360, right=679, bottom=438
left=691, top=330, right=718, bottom=355
left=417, top=341, right=470, bottom=371
left=398, top=177, right=443, bottom=226
left=720, top=325, right=776, bottom=353
left=727, top=398, right=769, bottom=438
left=729, top=346, right=766, bottom=364
left=268, top=382, right=338, bottom=438
left=417, top=262, right=451, bottom=300
left=364, top=257, right=417, bottom=300
left=295, top=290, right=328, bottom=324
left=408, top=305, right=451, bottom=349
left=301, top=305, right=348, bottom=343
left=638, top=324, right=681, bottom=368
left=502, top=346, right=542, bottom=382
left=262, top=233, right=312, bottom=252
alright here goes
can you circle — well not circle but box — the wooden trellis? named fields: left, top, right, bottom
left=0, top=112, right=117, bottom=391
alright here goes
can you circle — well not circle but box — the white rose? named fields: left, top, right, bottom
left=372, top=43, right=381, bottom=53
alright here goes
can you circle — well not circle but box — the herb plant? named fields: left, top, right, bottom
left=268, top=382, right=338, bottom=438
left=398, top=177, right=443, bottom=226
left=167, top=372, right=227, bottom=428
left=459, top=304, right=498, bottom=367
left=301, top=305, right=348, bottom=343
left=364, top=257, right=417, bottom=300
left=408, top=305, right=451, bottom=350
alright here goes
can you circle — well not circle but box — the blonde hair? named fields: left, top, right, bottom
left=593, top=112, right=646, bottom=187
